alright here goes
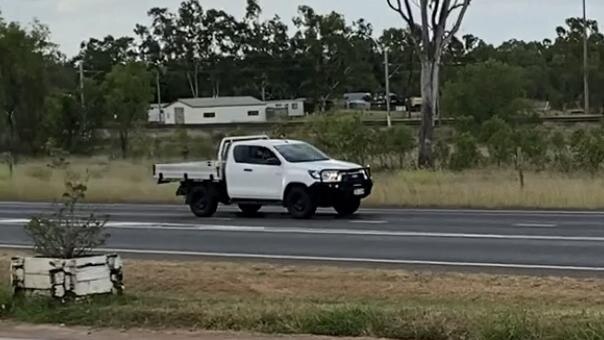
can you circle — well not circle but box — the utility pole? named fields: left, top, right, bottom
left=79, top=60, right=85, bottom=108
left=156, top=68, right=163, bottom=122
left=384, top=48, right=392, bottom=128
left=79, top=59, right=86, bottom=136
left=583, top=0, right=590, bottom=115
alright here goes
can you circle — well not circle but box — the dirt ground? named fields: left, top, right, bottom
left=0, top=322, right=380, bottom=340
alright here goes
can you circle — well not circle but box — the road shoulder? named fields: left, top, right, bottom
left=0, top=322, right=374, bottom=340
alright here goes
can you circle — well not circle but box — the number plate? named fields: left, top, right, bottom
left=353, top=188, right=365, bottom=196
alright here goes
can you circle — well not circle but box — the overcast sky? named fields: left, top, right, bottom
left=0, top=0, right=602, bottom=57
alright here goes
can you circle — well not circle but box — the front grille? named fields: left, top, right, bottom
left=340, top=170, right=366, bottom=183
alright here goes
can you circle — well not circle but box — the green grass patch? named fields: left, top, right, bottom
left=3, top=286, right=604, bottom=339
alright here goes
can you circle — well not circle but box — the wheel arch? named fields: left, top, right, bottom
left=282, top=182, right=310, bottom=203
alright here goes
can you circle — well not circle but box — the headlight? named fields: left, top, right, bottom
left=321, top=170, right=340, bottom=183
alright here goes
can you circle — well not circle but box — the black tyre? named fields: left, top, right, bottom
left=188, top=186, right=218, bottom=217
left=238, top=204, right=262, bottom=216
left=286, top=187, right=317, bottom=219
left=334, top=197, right=361, bottom=217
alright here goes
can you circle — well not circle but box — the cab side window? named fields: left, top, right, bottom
left=233, top=145, right=281, bottom=166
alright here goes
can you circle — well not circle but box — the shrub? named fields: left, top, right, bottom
left=434, top=139, right=451, bottom=169
left=450, top=133, right=481, bottom=171
left=384, top=126, right=415, bottom=168
left=24, top=181, right=110, bottom=259
left=307, top=114, right=373, bottom=165
left=572, top=128, right=604, bottom=173
left=514, top=127, right=549, bottom=170
left=550, top=130, right=574, bottom=172
left=480, top=117, right=514, bottom=166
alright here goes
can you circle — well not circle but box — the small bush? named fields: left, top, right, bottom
left=572, top=128, right=604, bottom=173
left=481, top=117, right=514, bottom=166
left=550, top=130, right=574, bottom=172
left=24, top=181, right=110, bottom=258
left=450, top=133, right=481, bottom=171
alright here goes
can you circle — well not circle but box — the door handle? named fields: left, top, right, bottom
left=244, top=168, right=253, bottom=172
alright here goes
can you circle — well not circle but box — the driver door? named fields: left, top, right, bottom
left=227, top=145, right=283, bottom=200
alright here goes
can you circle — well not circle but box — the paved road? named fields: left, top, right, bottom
left=1, top=202, right=604, bottom=275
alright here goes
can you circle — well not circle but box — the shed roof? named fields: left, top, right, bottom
left=178, top=96, right=265, bottom=108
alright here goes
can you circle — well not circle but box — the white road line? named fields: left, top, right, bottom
left=513, top=223, right=558, bottom=228
left=0, top=244, right=603, bottom=272
left=1, top=219, right=603, bottom=242
left=361, top=208, right=604, bottom=217
left=349, top=220, right=388, bottom=224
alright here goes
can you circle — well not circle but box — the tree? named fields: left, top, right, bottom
left=103, top=62, right=152, bottom=158
left=76, top=35, right=136, bottom=81
left=138, top=0, right=239, bottom=98
left=292, top=6, right=377, bottom=111
left=442, top=60, right=527, bottom=125
left=0, top=19, right=57, bottom=155
left=387, top=0, right=472, bottom=167
left=44, top=92, right=82, bottom=152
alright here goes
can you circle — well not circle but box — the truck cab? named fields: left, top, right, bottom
left=153, top=136, right=373, bottom=219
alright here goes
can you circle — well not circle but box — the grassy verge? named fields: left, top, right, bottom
left=2, top=158, right=604, bottom=209
left=2, top=253, right=604, bottom=339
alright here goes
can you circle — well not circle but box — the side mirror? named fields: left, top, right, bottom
left=266, top=157, right=281, bottom=166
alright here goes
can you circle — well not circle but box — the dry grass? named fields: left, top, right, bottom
left=2, top=159, right=604, bottom=209
left=2, top=252, right=604, bottom=312
left=0, top=158, right=178, bottom=203
left=368, top=169, right=604, bottom=209
left=3, top=252, right=604, bottom=338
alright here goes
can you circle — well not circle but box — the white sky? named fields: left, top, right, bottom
left=0, top=0, right=602, bottom=57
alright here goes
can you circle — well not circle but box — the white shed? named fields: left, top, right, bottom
left=148, top=103, right=169, bottom=123
left=266, top=99, right=305, bottom=117
left=163, top=97, right=267, bottom=125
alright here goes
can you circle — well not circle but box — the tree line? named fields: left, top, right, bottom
left=0, top=0, right=603, bottom=159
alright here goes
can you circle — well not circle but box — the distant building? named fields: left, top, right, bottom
left=266, top=99, right=306, bottom=119
left=162, top=96, right=267, bottom=125
left=148, top=103, right=169, bottom=123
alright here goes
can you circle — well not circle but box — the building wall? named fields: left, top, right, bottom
left=148, top=107, right=163, bottom=123
left=164, top=103, right=267, bottom=125
left=267, top=100, right=305, bottom=117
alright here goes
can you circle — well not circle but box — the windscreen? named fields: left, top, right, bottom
left=274, top=143, right=329, bottom=163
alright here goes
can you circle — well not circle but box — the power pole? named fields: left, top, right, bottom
left=583, top=0, right=590, bottom=115
left=79, top=60, right=85, bottom=108
left=79, top=60, right=86, bottom=136
left=156, top=68, right=163, bottom=122
left=384, top=48, right=392, bottom=128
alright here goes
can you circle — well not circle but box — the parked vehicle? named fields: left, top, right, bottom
left=344, top=92, right=372, bottom=110
left=153, top=136, right=373, bottom=219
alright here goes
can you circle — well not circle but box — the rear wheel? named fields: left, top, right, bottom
left=286, top=187, right=317, bottom=219
left=189, top=186, right=218, bottom=218
left=238, top=204, right=262, bottom=216
left=334, top=197, right=361, bottom=217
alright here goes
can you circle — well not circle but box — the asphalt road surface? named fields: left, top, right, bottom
left=1, top=202, right=604, bottom=275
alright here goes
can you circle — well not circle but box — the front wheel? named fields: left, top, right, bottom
left=334, top=197, right=361, bottom=217
left=238, top=204, right=262, bottom=216
left=189, top=186, right=218, bottom=218
left=286, top=187, right=317, bottom=219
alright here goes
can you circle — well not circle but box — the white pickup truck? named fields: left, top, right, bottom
left=153, top=135, right=373, bottom=219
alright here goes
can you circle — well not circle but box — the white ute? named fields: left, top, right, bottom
left=153, top=135, right=373, bottom=219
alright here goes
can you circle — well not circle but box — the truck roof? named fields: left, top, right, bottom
left=232, top=138, right=305, bottom=147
